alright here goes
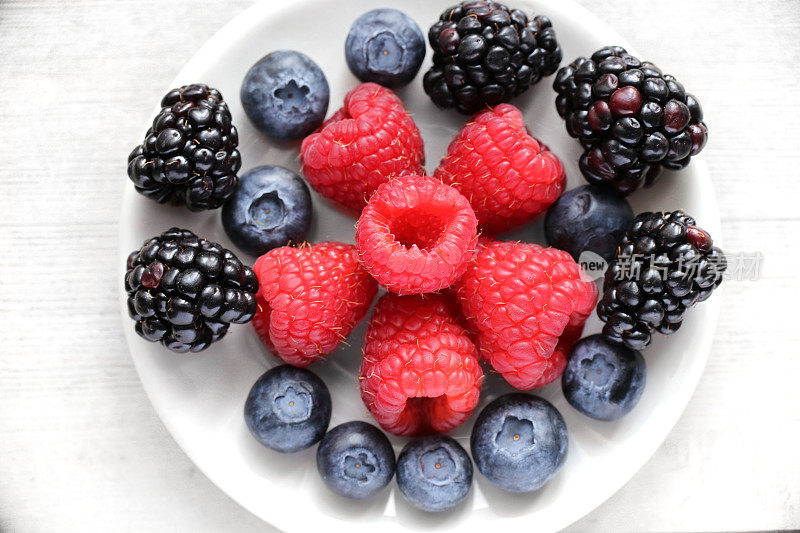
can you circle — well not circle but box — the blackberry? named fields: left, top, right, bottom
left=597, top=211, right=726, bottom=350
left=423, top=1, right=562, bottom=114
left=124, top=228, right=258, bottom=353
left=127, top=84, right=241, bottom=211
left=553, top=46, right=708, bottom=195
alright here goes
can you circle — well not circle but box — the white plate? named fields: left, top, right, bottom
left=119, top=0, right=723, bottom=531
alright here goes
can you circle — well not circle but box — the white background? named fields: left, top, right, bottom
left=1, top=0, right=798, bottom=531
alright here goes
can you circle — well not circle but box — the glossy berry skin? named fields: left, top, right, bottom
left=316, top=421, right=396, bottom=499
left=470, top=393, right=568, bottom=493
left=124, top=228, right=258, bottom=352
left=345, top=9, right=425, bottom=88
left=597, top=210, right=726, bottom=350
left=221, top=165, right=312, bottom=256
left=544, top=184, right=633, bottom=263
left=435, top=104, right=565, bottom=233
left=396, top=435, right=473, bottom=512
left=127, top=84, right=241, bottom=211
left=356, top=175, right=478, bottom=294
left=554, top=46, right=709, bottom=195
left=252, top=242, right=378, bottom=367
left=241, top=50, right=329, bottom=140
left=453, top=238, right=598, bottom=390
left=562, top=334, right=646, bottom=421
left=244, top=365, right=331, bottom=453
left=360, top=293, right=483, bottom=436
left=424, top=1, right=562, bottom=114
left=301, top=83, right=425, bottom=213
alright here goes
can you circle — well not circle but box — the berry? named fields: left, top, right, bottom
left=221, top=165, right=312, bottom=256
left=124, top=228, right=258, bottom=352
left=345, top=9, right=426, bottom=88
left=396, top=435, right=473, bottom=512
left=544, top=184, right=633, bottom=263
left=127, top=84, right=241, bottom=211
left=434, top=104, right=565, bottom=233
left=360, top=293, right=484, bottom=436
left=252, top=242, right=378, bottom=367
left=240, top=50, right=329, bottom=140
left=300, top=83, right=425, bottom=213
left=471, top=393, right=568, bottom=492
left=453, top=238, right=598, bottom=390
left=562, top=334, right=646, bottom=421
left=244, top=365, right=331, bottom=453
left=424, top=1, right=562, bottom=114
left=356, top=175, right=478, bottom=294
left=316, top=421, right=396, bottom=499
left=554, top=46, right=709, bottom=194
left=597, top=210, right=726, bottom=350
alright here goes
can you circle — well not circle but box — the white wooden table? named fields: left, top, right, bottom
left=1, top=0, right=797, bottom=531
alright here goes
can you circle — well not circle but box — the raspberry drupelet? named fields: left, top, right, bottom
left=356, top=174, right=478, bottom=295
left=360, top=293, right=484, bottom=436
left=435, top=103, right=565, bottom=234
left=300, top=83, right=425, bottom=213
left=454, top=238, right=598, bottom=389
left=252, top=242, right=378, bottom=367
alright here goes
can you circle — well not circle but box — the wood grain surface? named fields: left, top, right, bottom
left=1, top=0, right=798, bottom=531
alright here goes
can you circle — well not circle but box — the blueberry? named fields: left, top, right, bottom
left=561, top=334, right=646, bottom=421
left=544, top=185, right=634, bottom=263
left=345, top=9, right=425, bottom=88
left=316, top=421, right=395, bottom=499
left=470, top=393, right=568, bottom=493
left=396, top=435, right=472, bottom=512
left=240, top=50, right=329, bottom=140
left=221, top=165, right=312, bottom=256
left=244, top=365, right=331, bottom=453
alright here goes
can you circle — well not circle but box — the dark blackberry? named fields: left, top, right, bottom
left=423, top=1, right=562, bottom=114
left=597, top=210, right=726, bottom=350
left=124, top=228, right=258, bottom=353
left=554, top=46, right=708, bottom=195
left=127, top=84, right=241, bottom=211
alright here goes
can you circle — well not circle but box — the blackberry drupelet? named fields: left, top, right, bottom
left=553, top=46, right=709, bottom=195
left=597, top=211, right=726, bottom=350
left=127, top=84, right=241, bottom=211
left=423, top=1, right=562, bottom=114
left=124, top=228, right=259, bottom=353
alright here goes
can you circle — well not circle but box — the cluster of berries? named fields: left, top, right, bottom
left=123, top=0, right=726, bottom=514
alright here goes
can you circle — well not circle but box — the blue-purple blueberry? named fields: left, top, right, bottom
left=316, top=421, right=395, bottom=499
left=470, top=393, right=568, bottom=493
left=345, top=9, right=425, bottom=88
left=244, top=365, right=331, bottom=453
left=396, top=435, right=472, bottom=512
left=544, top=184, right=633, bottom=263
left=221, top=165, right=312, bottom=256
left=562, top=334, right=646, bottom=421
left=240, top=50, right=329, bottom=140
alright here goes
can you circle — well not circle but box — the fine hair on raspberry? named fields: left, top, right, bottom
left=356, top=174, right=478, bottom=294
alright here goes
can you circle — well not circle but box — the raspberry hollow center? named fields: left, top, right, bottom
left=389, top=210, right=445, bottom=251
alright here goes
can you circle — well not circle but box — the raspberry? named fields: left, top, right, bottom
left=435, top=104, right=565, bottom=234
left=453, top=238, right=598, bottom=389
left=252, top=242, right=378, bottom=367
left=360, top=293, right=484, bottom=436
left=355, top=175, right=478, bottom=294
left=300, top=83, right=425, bottom=213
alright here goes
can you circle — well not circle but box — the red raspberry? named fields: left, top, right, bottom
left=356, top=175, right=478, bottom=294
left=360, top=293, right=484, bottom=436
left=253, top=242, right=378, bottom=367
left=300, top=83, right=425, bottom=213
left=453, top=238, right=598, bottom=389
left=434, top=104, right=565, bottom=233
